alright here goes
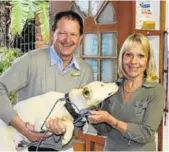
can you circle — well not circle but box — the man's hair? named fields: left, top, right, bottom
left=52, top=10, right=83, bottom=35
left=118, top=33, right=158, bottom=83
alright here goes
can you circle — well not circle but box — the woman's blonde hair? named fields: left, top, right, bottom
left=118, top=33, right=158, bottom=83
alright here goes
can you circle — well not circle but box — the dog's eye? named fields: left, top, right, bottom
left=82, top=87, right=92, bottom=100
left=84, top=90, right=90, bottom=96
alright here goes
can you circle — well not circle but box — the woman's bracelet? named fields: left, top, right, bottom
left=115, top=119, right=119, bottom=129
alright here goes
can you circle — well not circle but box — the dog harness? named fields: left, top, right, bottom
left=64, top=93, right=101, bottom=126
left=64, top=93, right=80, bottom=120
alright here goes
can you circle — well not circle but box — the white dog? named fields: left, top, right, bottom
left=0, top=81, right=118, bottom=151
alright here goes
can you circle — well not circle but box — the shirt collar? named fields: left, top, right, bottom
left=116, top=77, right=157, bottom=88
left=49, top=46, right=80, bottom=70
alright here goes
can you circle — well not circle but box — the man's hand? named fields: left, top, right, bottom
left=46, top=117, right=66, bottom=135
left=24, top=122, right=48, bottom=142
left=9, top=115, right=48, bottom=142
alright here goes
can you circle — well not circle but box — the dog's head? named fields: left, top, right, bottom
left=69, top=81, right=118, bottom=108
left=82, top=81, right=118, bottom=106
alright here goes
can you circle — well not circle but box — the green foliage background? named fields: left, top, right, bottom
left=0, top=48, right=23, bottom=104
left=10, top=0, right=49, bottom=43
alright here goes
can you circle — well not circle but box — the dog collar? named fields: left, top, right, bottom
left=64, top=93, right=79, bottom=119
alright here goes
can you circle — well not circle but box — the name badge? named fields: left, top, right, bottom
left=71, top=72, right=80, bottom=76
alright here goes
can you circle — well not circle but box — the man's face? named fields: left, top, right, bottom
left=51, top=17, right=82, bottom=59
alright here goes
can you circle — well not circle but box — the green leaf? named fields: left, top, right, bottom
left=36, top=1, right=49, bottom=43
left=27, top=0, right=37, bottom=20
left=10, top=0, right=49, bottom=43
left=10, top=0, right=30, bottom=35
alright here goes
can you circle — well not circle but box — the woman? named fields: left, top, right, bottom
left=88, top=33, right=165, bottom=151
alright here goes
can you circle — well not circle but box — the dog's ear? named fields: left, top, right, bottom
left=77, top=85, right=84, bottom=89
left=82, top=87, right=93, bottom=100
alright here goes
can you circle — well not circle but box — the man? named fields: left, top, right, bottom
left=0, top=10, right=93, bottom=151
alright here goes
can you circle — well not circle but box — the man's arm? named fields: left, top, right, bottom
left=0, top=53, right=46, bottom=141
left=10, top=115, right=46, bottom=141
left=0, top=54, right=31, bottom=123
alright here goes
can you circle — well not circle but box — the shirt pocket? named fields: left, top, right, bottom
left=134, top=100, right=147, bottom=115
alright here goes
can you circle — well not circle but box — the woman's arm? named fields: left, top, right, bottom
left=89, top=84, right=165, bottom=143
left=89, top=110, right=127, bottom=135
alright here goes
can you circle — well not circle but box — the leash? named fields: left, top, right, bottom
left=40, top=97, right=65, bottom=131
left=23, top=97, right=65, bottom=150
left=23, top=93, right=101, bottom=150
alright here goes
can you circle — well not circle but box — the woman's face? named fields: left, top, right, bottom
left=123, top=41, right=148, bottom=80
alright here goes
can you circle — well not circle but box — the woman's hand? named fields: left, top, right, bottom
left=88, top=111, right=127, bottom=134
left=88, top=110, right=111, bottom=124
